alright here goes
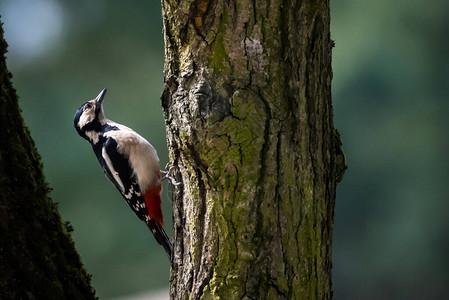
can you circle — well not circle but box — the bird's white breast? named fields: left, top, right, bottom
left=104, top=122, right=160, bottom=192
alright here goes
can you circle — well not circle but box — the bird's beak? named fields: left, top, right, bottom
left=95, top=88, right=107, bottom=105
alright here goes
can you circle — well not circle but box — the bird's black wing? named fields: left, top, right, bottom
left=100, top=137, right=148, bottom=222
left=99, top=137, right=172, bottom=259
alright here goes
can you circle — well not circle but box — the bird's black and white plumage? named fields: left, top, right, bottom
left=73, top=89, right=171, bottom=259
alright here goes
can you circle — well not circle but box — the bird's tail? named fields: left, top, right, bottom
left=147, top=219, right=172, bottom=260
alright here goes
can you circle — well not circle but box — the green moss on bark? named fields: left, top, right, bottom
left=210, top=10, right=230, bottom=74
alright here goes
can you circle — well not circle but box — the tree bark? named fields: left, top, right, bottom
left=0, top=21, right=97, bottom=299
left=161, top=0, right=345, bottom=299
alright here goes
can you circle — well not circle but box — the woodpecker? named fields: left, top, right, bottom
left=73, top=88, right=172, bottom=259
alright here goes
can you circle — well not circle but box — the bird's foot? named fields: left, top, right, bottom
left=161, top=163, right=182, bottom=186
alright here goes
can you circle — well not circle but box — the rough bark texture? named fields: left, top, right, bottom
left=0, top=21, right=97, bottom=299
left=161, top=0, right=345, bottom=299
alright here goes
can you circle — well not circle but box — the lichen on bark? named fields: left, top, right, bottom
left=161, top=0, right=346, bottom=299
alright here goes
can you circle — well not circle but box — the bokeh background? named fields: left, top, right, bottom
left=1, top=0, right=448, bottom=299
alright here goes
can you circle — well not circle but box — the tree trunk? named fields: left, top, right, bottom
left=161, top=1, right=345, bottom=299
left=0, top=22, right=96, bottom=299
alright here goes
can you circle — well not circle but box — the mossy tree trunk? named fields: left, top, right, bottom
left=0, top=21, right=96, bottom=299
left=161, top=0, right=345, bottom=299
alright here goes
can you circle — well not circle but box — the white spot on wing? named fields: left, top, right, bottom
left=102, top=146, right=125, bottom=192
left=122, top=184, right=141, bottom=199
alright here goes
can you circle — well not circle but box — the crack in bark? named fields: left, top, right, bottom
left=188, top=147, right=208, bottom=269
left=274, top=127, right=287, bottom=295
left=229, top=160, right=240, bottom=269
left=194, top=261, right=213, bottom=300
left=254, top=89, right=272, bottom=240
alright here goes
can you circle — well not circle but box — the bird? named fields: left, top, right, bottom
left=73, top=88, right=172, bottom=259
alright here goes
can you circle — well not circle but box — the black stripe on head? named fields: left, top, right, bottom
left=73, top=103, right=88, bottom=139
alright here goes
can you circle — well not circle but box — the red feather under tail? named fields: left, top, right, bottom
left=143, top=181, right=172, bottom=259
left=143, top=184, right=164, bottom=227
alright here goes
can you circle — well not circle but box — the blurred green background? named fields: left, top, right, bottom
left=1, top=0, right=448, bottom=299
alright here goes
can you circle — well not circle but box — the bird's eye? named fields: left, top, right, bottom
left=84, top=103, right=93, bottom=110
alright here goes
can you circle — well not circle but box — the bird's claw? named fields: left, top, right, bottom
left=161, top=163, right=182, bottom=186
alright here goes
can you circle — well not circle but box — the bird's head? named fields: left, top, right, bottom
left=74, top=88, right=107, bottom=141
